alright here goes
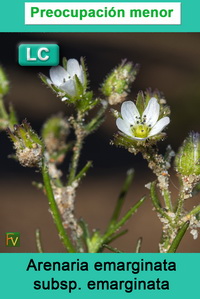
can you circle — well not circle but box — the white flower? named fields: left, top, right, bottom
left=48, top=59, right=85, bottom=98
left=116, top=97, right=170, bottom=140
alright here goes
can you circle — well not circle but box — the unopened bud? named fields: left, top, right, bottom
left=101, top=60, right=139, bottom=105
left=42, top=115, right=70, bottom=162
left=175, top=132, right=200, bottom=176
left=7, top=120, right=43, bottom=168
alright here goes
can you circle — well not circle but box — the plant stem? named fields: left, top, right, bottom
left=175, top=189, right=185, bottom=223
left=68, top=112, right=84, bottom=185
left=107, top=169, right=134, bottom=230
left=163, top=189, right=173, bottom=212
left=187, top=205, right=200, bottom=217
left=74, top=161, right=92, bottom=182
left=101, top=197, right=146, bottom=246
left=42, top=161, right=75, bottom=252
left=143, top=147, right=173, bottom=212
left=150, top=181, right=174, bottom=226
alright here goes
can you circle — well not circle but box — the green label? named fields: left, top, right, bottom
left=18, top=44, right=59, bottom=66
left=5, top=232, right=20, bottom=247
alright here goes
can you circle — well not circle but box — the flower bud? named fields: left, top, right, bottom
left=175, top=132, right=200, bottom=176
left=7, top=120, right=43, bottom=168
left=101, top=60, right=139, bottom=105
left=0, top=66, right=9, bottom=96
left=42, top=115, right=70, bottom=161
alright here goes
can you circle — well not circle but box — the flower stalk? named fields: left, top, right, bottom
left=143, top=147, right=173, bottom=212
left=68, top=112, right=85, bottom=185
left=42, top=160, right=76, bottom=252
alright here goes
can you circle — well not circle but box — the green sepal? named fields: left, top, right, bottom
left=80, top=57, right=88, bottom=89
left=74, top=74, right=84, bottom=98
left=87, top=230, right=102, bottom=253
left=62, top=57, right=67, bottom=69
left=22, top=120, right=43, bottom=147
left=76, top=91, right=98, bottom=113
left=8, top=104, right=18, bottom=128
left=113, top=132, right=166, bottom=154
left=136, top=91, right=145, bottom=116
left=39, top=72, right=49, bottom=85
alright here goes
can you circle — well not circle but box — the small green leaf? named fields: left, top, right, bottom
left=74, top=161, right=92, bottom=182
left=74, top=74, right=84, bottom=96
left=107, top=169, right=134, bottom=230
left=150, top=181, right=162, bottom=210
left=35, top=229, right=44, bottom=253
left=135, top=237, right=143, bottom=253
left=79, top=218, right=90, bottom=240
left=8, top=104, right=18, bottom=127
left=103, top=244, right=123, bottom=253
left=84, top=100, right=108, bottom=133
left=106, top=229, right=128, bottom=244
left=102, top=196, right=146, bottom=244
left=167, top=221, right=190, bottom=253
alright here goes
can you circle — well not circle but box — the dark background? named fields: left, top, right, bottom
left=0, top=33, right=200, bottom=252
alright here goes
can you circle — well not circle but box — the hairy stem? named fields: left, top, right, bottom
left=142, top=146, right=173, bottom=212
left=42, top=160, right=75, bottom=252
left=68, top=112, right=85, bottom=185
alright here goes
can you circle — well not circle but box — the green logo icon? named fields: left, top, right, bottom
left=18, top=44, right=59, bottom=66
left=6, top=232, right=20, bottom=247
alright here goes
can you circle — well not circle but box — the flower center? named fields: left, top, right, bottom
left=131, top=124, right=150, bottom=138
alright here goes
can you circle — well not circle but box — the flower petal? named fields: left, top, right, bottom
left=149, top=117, right=170, bottom=137
left=143, top=97, right=160, bottom=127
left=60, top=80, right=76, bottom=97
left=67, top=59, right=81, bottom=78
left=49, top=66, right=68, bottom=86
left=131, top=136, right=148, bottom=141
left=121, top=101, right=140, bottom=125
left=46, top=78, right=52, bottom=85
left=116, top=118, right=131, bottom=136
